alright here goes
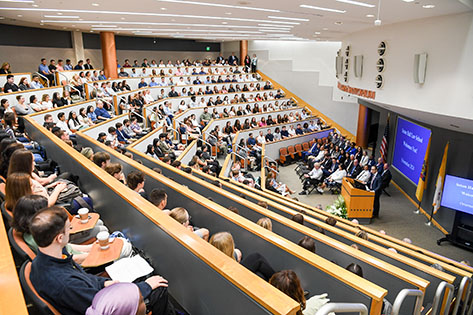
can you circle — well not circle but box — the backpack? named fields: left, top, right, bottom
left=49, top=179, right=82, bottom=204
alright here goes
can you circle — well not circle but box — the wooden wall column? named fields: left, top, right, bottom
left=356, top=104, right=371, bottom=148
left=240, top=40, right=248, bottom=66
left=100, top=32, right=118, bottom=79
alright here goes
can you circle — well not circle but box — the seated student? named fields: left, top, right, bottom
left=86, top=282, right=147, bottom=315
left=6, top=171, right=67, bottom=209
left=29, top=206, right=175, bottom=315
left=266, top=172, right=295, bottom=196
left=104, top=163, right=126, bottom=184
left=210, top=232, right=275, bottom=281
left=256, top=217, right=272, bottom=232
left=299, top=163, right=323, bottom=195
left=115, top=122, right=133, bottom=144
left=318, top=164, right=347, bottom=194
left=169, top=207, right=209, bottom=241
left=106, top=127, right=122, bottom=149
left=127, top=170, right=148, bottom=200
left=355, top=164, right=371, bottom=184
left=149, top=188, right=170, bottom=213
left=270, top=270, right=333, bottom=315
left=92, top=152, right=111, bottom=169
left=297, top=236, right=316, bottom=253
left=94, top=100, right=112, bottom=121
left=12, top=195, right=92, bottom=264
left=56, top=112, right=73, bottom=135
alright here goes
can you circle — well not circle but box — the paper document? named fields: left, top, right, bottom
left=105, top=255, right=154, bottom=282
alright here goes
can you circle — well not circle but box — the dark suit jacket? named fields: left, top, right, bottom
left=381, top=169, right=392, bottom=188
left=84, top=64, right=93, bottom=70
left=348, top=164, right=362, bottom=178
left=369, top=173, right=382, bottom=192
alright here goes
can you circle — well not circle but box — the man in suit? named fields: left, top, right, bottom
left=347, top=159, right=362, bottom=178
left=381, top=163, right=392, bottom=193
left=376, top=157, right=384, bottom=173
left=367, top=166, right=383, bottom=217
left=84, top=58, right=93, bottom=69
left=216, top=53, right=224, bottom=64
left=228, top=52, right=239, bottom=66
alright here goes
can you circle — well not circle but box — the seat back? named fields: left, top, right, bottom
left=302, top=142, right=310, bottom=151
left=1, top=201, right=13, bottom=227
left=8, top=228, right=36, bottom=262
left=295, top=144, right=303, bottom=153
left=19, top=261, right=61, bottom=315
left=309, top=139, right=316, bottom=147
left=279, top=147, right=288, bottom=156
left=287, top=145, right=295, bottom=154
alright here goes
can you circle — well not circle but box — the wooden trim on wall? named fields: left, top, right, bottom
left=0, top=212, right=29, bottom=314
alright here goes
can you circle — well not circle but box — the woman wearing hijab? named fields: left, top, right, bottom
left=86, top=283, right=146, bottom=315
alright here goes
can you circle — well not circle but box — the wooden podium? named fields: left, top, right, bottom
left=341, top=178, right=375, bottom=219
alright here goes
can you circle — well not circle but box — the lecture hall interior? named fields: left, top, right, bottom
left=1, top=0, right=473, bottom=314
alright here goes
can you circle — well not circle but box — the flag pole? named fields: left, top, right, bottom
left=425, top=205, right=434, bottom=226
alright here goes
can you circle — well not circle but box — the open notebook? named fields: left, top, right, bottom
left=105, top=255, right=154, bottom=283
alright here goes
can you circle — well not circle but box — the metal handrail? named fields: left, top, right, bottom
left=263, top=155, right=278, bottom=166
left=315, top=303, right=368, bottom=315
left=263, top=165, right=279, bottom=175
left=98, top=98, right=116, bottom=115
left=431, top=281, right=454, bottom=315
left=84, top=81, right=97, bottom=99
left=454, top=277, right=471, bottom=315
left=34, top=72, right=50, bottom=87
left=466, top=278, right=473, bottom=315
left=57, top=71, right=70, bottom=86
left=66, top=84, right=84, bottom=101
left=164, top=126, right=181, bottom=143
left=230, top=151, right=247, bottom=170
left=199, top=138, right=217, bottom=158
left=391, top=289, right=424, bottom=315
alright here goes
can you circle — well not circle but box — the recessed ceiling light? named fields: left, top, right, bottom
left=57, top=12, right=62, bottom=15
left=32, top=4, right=38, bottom=7
left=17, top=14, right=22, bottom=17
left=336, top=0, right=375, bottom=8
left=160, top=7, right=167, bottom=10
left=225, top=12, right=232, bottom=15
left=322, top=27, right=329, bottom=30
left=334, top=21, right=343, bottom=25
left=314, top=31, right=321, bottom=34
left=222, top=21, right=227, bottom=24
left=120, top=17, right=125, bottom=20
left=422, top=4, right=435, bottom=8
left=366, top=14, right=374, bottom=17
left=91, top=3, right=99, bottom=6
left=300, top=4, right=346, bottom=13
left=402, top=0, right=414, bottom=2
left=157, top=0, right=280, bottom=13
left=44, top=15, right=80, bottom=18
left=267, top=15, right=310, bottom=22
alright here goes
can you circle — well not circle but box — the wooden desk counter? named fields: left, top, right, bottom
left=81, top=238, right=123, bottom=268
left=70, top=213, right=100, bottom=234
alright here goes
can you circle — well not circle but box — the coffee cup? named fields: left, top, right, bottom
left=78, top=208, right=89, bottom=224
left=97, top=231, right=110, bottom=250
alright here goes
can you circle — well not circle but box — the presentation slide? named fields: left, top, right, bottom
left=392, top=117, right=432, bottom=184
left=441, top=175, right=473, bottom=215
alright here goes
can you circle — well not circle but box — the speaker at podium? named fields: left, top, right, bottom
left=341, top=178, right=375, bottom=224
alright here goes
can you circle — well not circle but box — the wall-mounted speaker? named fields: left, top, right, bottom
left=414, top=53, right=428, bottom=84
left=335, top=56, right=343, bottom=76
left=354, top=55, right=363, bottom=78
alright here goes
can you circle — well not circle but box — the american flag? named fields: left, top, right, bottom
left=379, top=115, right=390, bottom=162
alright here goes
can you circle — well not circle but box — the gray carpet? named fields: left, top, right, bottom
left=278, top=164, right=473, bottom=264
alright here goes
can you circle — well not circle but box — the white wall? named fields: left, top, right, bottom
left=222, top=40, right=359, bottom=135
left=338, top=12, right=473, bottom=132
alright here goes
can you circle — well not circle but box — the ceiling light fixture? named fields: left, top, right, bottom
left=160, top=7, right=167, bottom=10
left=422, top=4, right=435, bottom=8
left=32, top=4, right=38, bottom=7
left=17, top=14, right=22, bottom=17
left=336, top=0, right=375, bottom=8
left=267, top=15, right=310, bottom=22
left=1, top=7, right=299, bottom=24
left=334, top=21, right=343, bottom=25
left=402, top=0, right=414, bottom=2
left=322, top=27, right=329, bottom=30
left=314, top=31, right=321, bottom=34
left=44, top=15, right=80, bottom=18
left=91, top=3, right=99, bottom=6
left=374, top=0, right=382, bottom=26
left=366, top=14, right=374, bottom=17
left=0, top=0, right=34, bottom=2
left=157, top=0, right=280, bottom=13
left=299, top=4, right=346, bottom=13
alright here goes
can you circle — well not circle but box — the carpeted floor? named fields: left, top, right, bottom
left=278, top=164, right=473, bottom=264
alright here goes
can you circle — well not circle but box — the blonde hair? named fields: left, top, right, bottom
left=209, top=232, right=235, bottom=259
left=256, top=217, right=272, bottom=232
left=169, top=207, right=189, bottom=225
left=355, top=230, right=369, bottom=240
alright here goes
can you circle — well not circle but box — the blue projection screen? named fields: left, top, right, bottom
left=392, top=117, right=432, bottom=184
left=441, top=175, right=473, bottom=215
